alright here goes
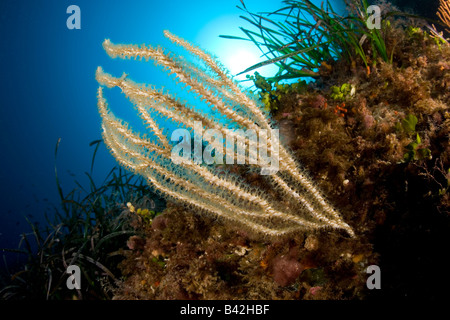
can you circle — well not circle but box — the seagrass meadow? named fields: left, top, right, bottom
left=2, top=0, right=450, bottom=300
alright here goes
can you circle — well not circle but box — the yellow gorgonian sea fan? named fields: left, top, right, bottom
left=95, top=30, right=354, bottom=238
left=438, top=0, right=450, bottom=32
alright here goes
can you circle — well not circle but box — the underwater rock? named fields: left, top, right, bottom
left=272, top=255, right=304, bottom=287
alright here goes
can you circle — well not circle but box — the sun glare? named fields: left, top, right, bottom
left=196, top=14, right=278, bottom=84
left=221, top=47, right=262, bottom=76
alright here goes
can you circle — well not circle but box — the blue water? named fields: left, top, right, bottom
left=0, top=0, right=348, bottom=257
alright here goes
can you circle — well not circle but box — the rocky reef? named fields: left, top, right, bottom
left=112, top=24, right=450, bottom=300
